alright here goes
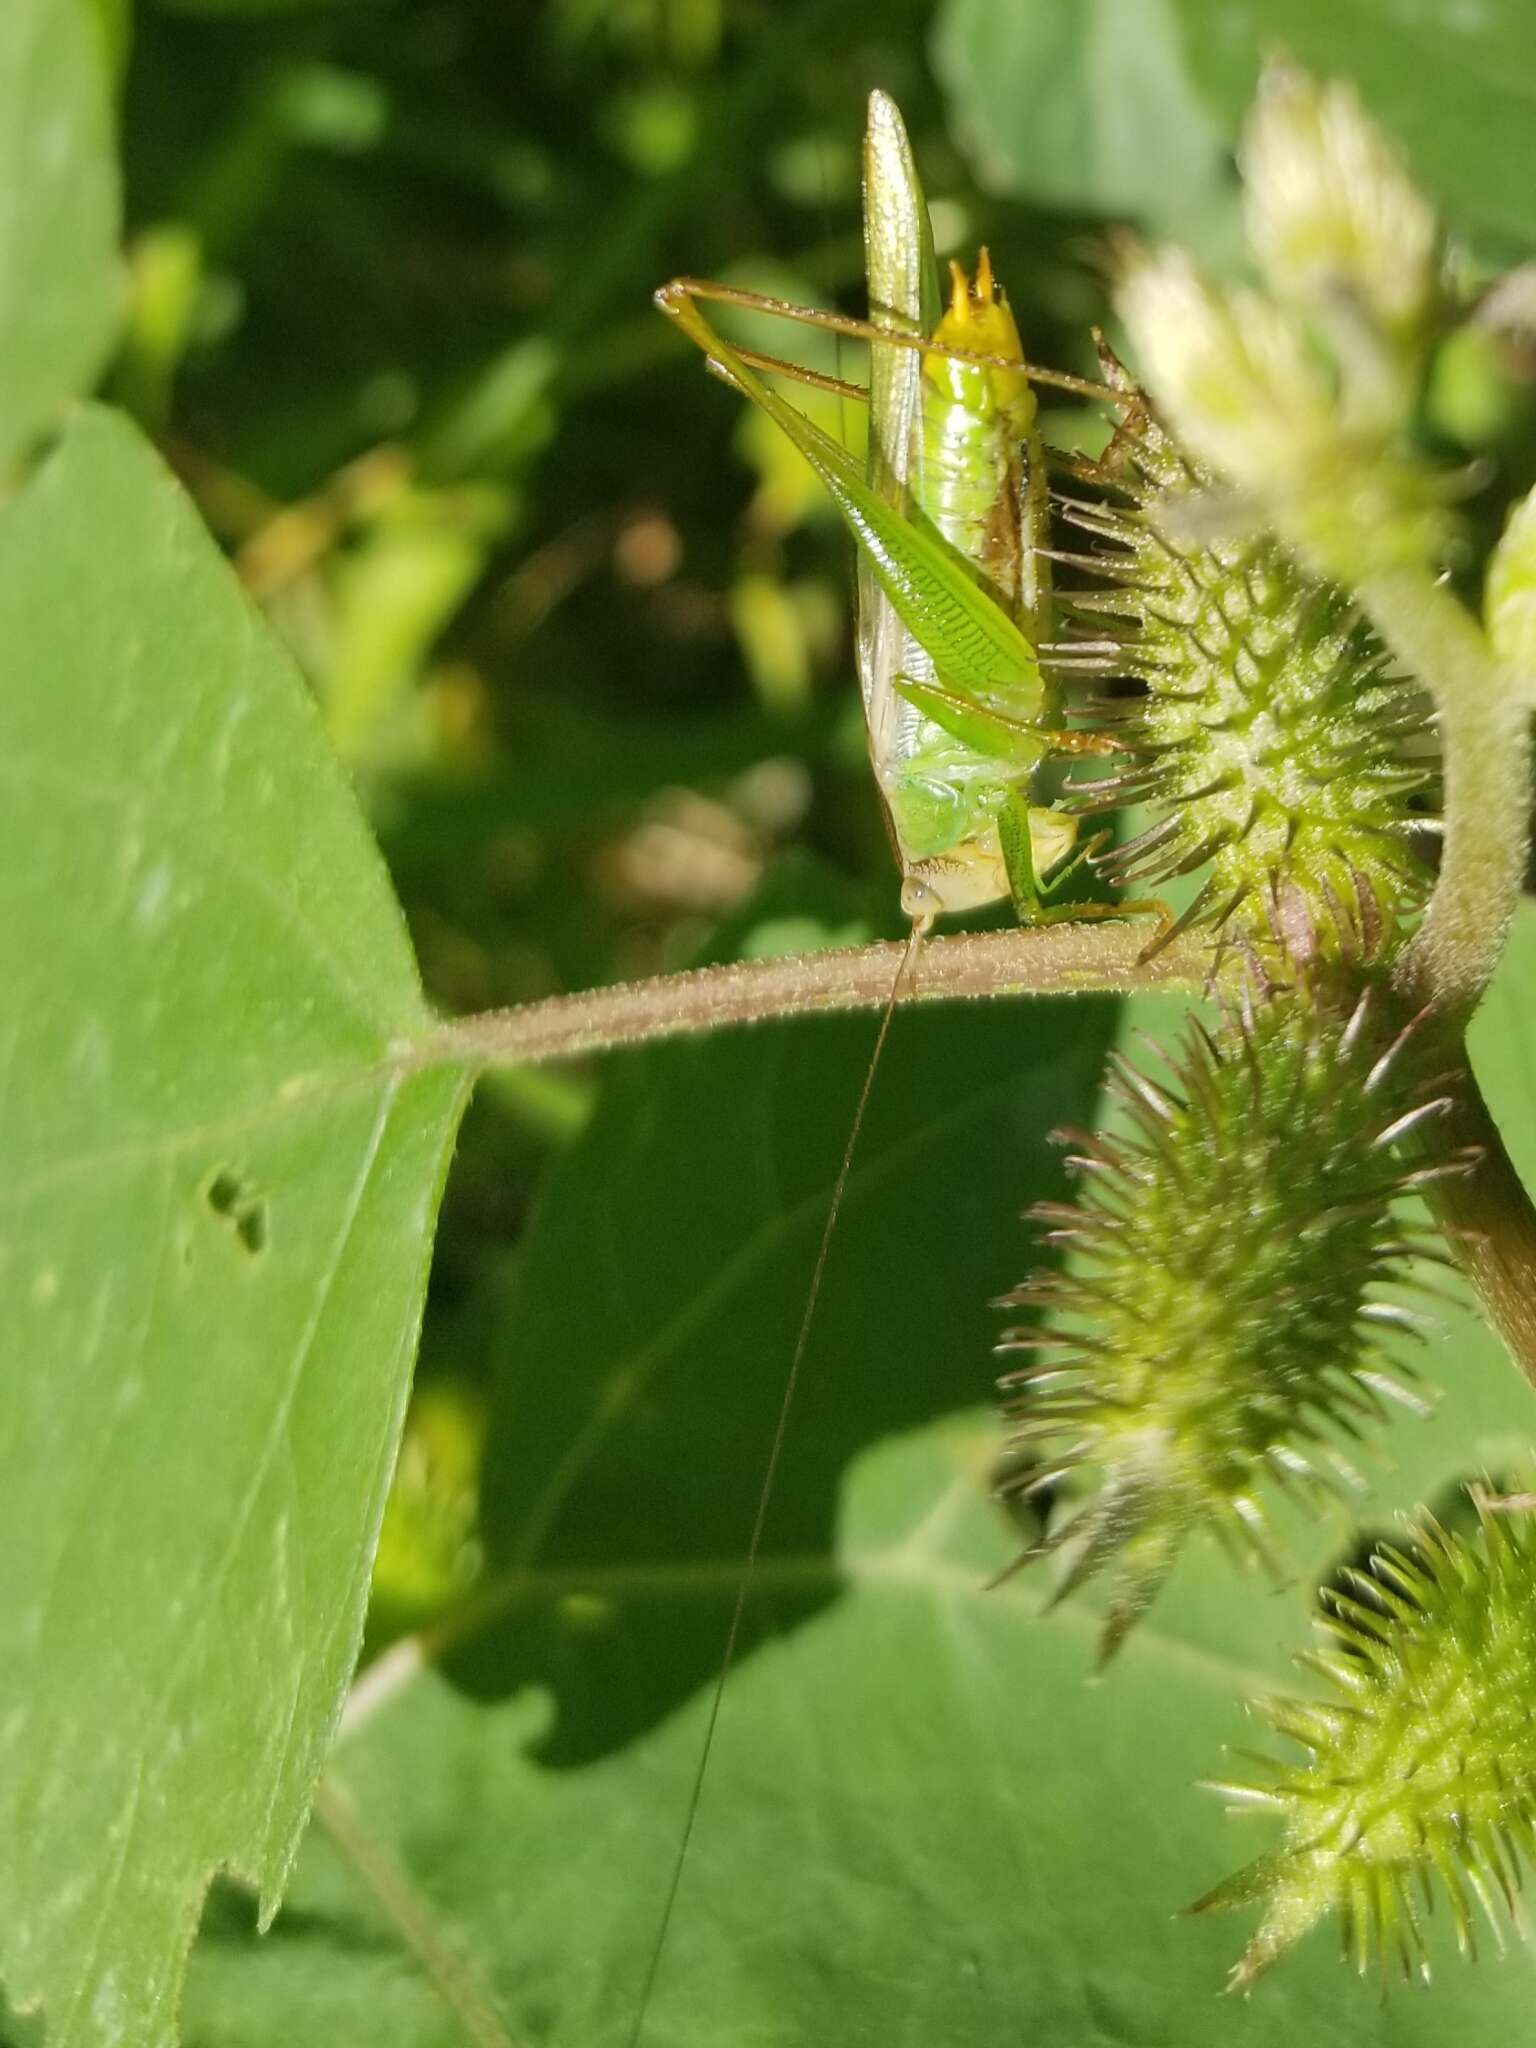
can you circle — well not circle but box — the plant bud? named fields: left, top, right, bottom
left=1243, top=60, right=1439, bottom=350
left=1115, top=246, right=1333, bottom=495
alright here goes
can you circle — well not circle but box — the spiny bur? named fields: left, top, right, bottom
left=997, top=984, right=1472, bottom=1659
left=1197, top=1504, right=1536, bottom=1987
left=1054, top=347, right=1436, bottom=961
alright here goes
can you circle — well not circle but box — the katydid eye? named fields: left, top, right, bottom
left=900, top=875, right=942, bottom=925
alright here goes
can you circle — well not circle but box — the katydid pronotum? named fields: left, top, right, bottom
left=627, top=92, right=1149, bottom=2041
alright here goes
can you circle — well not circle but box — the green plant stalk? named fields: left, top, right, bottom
left=1427, top=1072, right=1536, bottom=1397
left=311, top=1779, right=511, bottom=2048
left=1356, top=567, right=1532, bottom=1020
left=1343, top=568, right=1536, bottom=1392
left=419, top=923, right=1209, bottom=1071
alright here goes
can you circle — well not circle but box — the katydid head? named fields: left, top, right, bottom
left=925, top=251, right=1037, bottom=428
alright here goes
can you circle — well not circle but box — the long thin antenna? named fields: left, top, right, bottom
left=656, top=277, right=1124, bottom=404
left=623, top=919, right=925, bottom=2048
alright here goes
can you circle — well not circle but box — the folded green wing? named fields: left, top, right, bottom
left=658, top=292, right=1043, bottom=714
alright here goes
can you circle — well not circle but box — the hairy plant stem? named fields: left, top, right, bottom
left=1348, top=566, right=1536, bottom=1392
left=1355, top=566, right=1532, bottom=1020
left=420, top=922, right=1209, bottom=1070
left=1429, top=1071, right=1536, bottom=1397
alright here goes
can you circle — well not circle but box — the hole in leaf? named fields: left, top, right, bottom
left=205, top=1168, right=244, bottom=1217
left=202, top=1167, right=269, bottom=1258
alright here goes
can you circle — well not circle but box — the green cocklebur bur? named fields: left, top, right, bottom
left=997, top=983, right=1470, bottom=1659
left=1057, top=347, right=1437, bottom=957
left=1197, top=1505, right=1536, bottom=1986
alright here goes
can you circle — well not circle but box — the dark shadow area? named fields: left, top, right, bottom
left=455, top=878, right=1118, bottom=1763
left=196, top=1881, right=391, bottom=1960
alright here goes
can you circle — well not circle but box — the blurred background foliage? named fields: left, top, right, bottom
left=106, top=0, right=1536, bottom=1638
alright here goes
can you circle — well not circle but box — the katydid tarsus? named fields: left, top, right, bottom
left=627, top=93, right=1143, bottom=2042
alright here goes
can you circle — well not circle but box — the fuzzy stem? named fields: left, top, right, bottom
left=418, top=923, right=1209, bottom=1071
left=1355, top=566, right=1532, bottom=1019
left=1353, top=563, right=1536, bottom=1388
left=1428, top=1069, right=1536, bottom=1397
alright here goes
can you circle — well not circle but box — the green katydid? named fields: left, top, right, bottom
left=656, top=90, right=1133, bottom=932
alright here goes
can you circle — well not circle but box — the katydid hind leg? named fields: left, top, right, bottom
left=999, top=790, right=1048, bottom=922
left=660, top=286, right=1047, bottom=710
left=656, top=275, right=1122, bottom=403
left=893, top=671, right=1047, bottom=770
left=999, top=792, right=1174, bottom=931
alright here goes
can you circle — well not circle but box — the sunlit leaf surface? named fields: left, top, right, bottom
left=178, top=928, right=1536, bottom=2043
left=0, top=411, right=469, bottom=2047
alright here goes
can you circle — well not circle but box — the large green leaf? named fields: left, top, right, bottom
left=0, top=408, right=469, bottom=2047
left=933, top=0, right=1230, bottom=226
left=0, top=0, right=121, bottom=470
left=1169, top=0, right=1536, bottom=248
left=934, top=0, right=1536, bottom=251
left=465, top=968, right=1117, bottom=1757
left=176, top=906, right=1536, bottom=2042
left=188, top=1389, right=1536, bottom=2048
